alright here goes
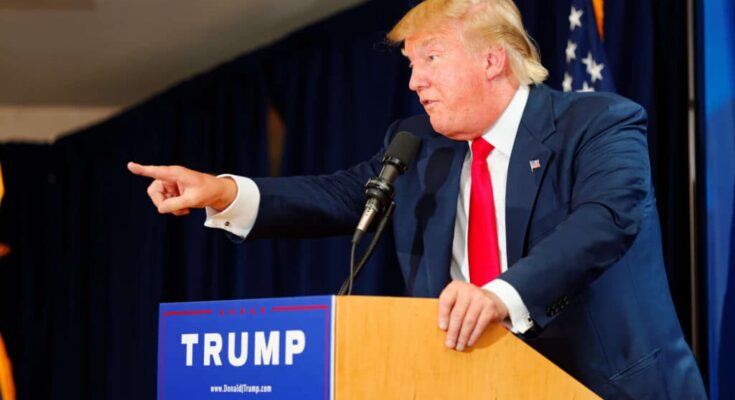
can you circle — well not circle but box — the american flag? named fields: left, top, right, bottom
left=529, top=159, right=541, bottom=171
left=562, top=0, right=615, bottom=93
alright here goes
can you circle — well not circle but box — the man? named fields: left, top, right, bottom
left=129, top=0, right=706, bottom=397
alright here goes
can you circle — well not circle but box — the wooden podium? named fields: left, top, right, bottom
left=335, top=296, right=600, bottom=399
left=157, top=295, right=600, bottom=399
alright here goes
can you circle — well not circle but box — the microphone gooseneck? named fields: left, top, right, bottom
left=341, top=131, right=421, bottom=295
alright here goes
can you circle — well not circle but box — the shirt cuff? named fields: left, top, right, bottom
left=203, top=174, right=260, bottom=238
left=483, top=278, right=534, bottom=334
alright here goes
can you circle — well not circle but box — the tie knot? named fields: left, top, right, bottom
left=471, top=138, right=494, bottom=161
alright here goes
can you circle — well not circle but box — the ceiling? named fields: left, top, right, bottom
left=0, top=0, right=365, bottom=142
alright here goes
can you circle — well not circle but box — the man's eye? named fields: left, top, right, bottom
left=428, top=55, right=438, bottom=62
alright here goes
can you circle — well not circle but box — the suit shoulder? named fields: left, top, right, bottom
left=382, top=114, right=438, bottom=147
left=546, top=86, right=647, bottom=122
left=392, top=115, right=436, bottom=139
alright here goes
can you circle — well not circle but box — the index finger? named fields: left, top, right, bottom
left=438, top=283, right=459, bottom=331
left=127, top=162, right=180, bottom=181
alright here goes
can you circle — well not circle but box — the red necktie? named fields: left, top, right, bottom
left=468, top=138, right=501, bottom=286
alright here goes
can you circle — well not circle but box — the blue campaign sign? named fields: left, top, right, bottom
left=158, top=296, right=334, bottom=400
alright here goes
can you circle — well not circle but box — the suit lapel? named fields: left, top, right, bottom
left=398, top=85, right=557, bottom=294
left=505, top=85, right=556, bottom=266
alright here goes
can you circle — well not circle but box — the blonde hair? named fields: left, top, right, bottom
left=387, top=0, right=548, bottom=85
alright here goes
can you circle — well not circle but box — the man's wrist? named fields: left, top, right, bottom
left=483, top=279, right=534, bottom=334
left=211, top=176, right=237, bottom=211
left=482, top=288, right=509, bottom=321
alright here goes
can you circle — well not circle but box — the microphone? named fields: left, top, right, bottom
left=353, top=131, right=421, bottom=244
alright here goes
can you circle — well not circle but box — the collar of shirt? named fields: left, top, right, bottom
left=469, top=84, right=530, bottom=158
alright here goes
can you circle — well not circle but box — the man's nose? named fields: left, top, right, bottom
left=408, top=68, right=427, bottom=92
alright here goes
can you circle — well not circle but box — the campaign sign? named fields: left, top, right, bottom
left=158, top=296, right=334, bottom=400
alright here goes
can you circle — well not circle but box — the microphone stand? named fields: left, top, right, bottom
left=338, top=201, right=395, bottom=295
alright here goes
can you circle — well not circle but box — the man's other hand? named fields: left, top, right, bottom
left=438, top=280, right=509, bottom=351
left=127, top=162, right=237, bottom=216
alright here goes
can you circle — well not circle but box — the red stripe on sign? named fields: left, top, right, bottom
left=271, top=305, right=329, bottom=311
left=163, top=309, right=213, bottom=317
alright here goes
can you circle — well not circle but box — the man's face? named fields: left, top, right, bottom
left=404, top=25, right=493, bottom=140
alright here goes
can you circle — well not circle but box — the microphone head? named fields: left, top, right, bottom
left=385, top=131, right=421, bottom=168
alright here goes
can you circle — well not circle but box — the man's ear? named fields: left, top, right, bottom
left=485, top=45, right=507, bottom=81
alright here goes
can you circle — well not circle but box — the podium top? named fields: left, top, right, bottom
left=334, top=296, right=600, bottom=399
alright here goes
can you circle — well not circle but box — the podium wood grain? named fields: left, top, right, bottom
left=334, top=296, right=600, bottom=399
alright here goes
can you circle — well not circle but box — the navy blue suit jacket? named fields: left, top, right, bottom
left=250, top=84, right=705, bottom=398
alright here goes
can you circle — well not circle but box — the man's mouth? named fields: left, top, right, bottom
left=421, top=99, right=437, bottom=107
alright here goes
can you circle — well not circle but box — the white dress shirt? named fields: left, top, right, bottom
left=205, top=84, right=533, bottom=333
left=449, top=84, right=533, bottom=333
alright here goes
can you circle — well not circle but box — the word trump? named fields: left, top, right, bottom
left=181, top=330, right=306, bottom=367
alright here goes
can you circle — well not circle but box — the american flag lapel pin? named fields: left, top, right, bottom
left=529, top=159, right=541, bottom=172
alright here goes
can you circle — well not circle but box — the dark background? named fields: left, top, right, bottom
left=0, top=0, right=699, bottom=398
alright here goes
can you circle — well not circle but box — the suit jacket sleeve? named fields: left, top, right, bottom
left=500, top=98, right=651, bottom=330
left=247, top=122, right=401, bottom=240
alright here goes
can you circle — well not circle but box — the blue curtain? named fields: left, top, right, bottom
left=0, top=0, right=698, bottom=398
left=701, top=0, right=735, bottom=398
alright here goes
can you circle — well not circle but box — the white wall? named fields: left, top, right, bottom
left=0, top=105, right=119, bottom=143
